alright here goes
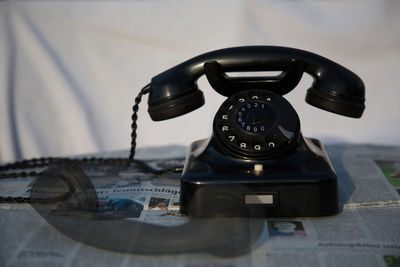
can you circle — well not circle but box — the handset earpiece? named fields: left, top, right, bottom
left=147, top=46, right=365, bottom=121
left=147, top=85, right=205, bottom=122
left=305, top=66, right=365, bottom=118
left=147, top=67, right=205, bottom=121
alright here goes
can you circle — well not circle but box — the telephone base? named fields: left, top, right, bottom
left=180, top=136, right=339, bottom=217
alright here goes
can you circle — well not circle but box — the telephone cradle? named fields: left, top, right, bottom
left=145, top=46, right=365, bottom=217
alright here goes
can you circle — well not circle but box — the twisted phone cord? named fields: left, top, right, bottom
left=128, top=84, right=151, bottom=162
left=0, top=84, right=189, bottom=204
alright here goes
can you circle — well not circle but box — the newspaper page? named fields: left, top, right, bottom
left=0, top=144, right=399, bottom=267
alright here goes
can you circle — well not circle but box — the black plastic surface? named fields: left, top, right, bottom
left=147, top=46, right=365, bottom=121
left=180, top=136, right=339, bottom=217
left=148, top=88, right=205, bottom=121
left=203, top=60, right=304, bottom=96
left=213, top=89, right=300, bottom=158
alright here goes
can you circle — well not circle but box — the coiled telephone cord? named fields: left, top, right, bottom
left=0, top=84, right=182, bottom=204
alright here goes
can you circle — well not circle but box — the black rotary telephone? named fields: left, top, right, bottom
left=145, top=46, right=365, bottom=217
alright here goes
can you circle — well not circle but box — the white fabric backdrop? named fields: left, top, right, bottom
left=1, top=0, right=399, bottom=162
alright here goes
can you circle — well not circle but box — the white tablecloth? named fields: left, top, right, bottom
left=1, top=0, right=399, bottom=162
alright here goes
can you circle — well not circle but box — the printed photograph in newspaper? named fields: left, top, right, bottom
left=267, top=220, right=306, bottom=238
left=375, top=160, right=400, bottom=194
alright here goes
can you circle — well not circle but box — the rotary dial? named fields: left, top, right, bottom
left=213, top=89, right=300, bottom=158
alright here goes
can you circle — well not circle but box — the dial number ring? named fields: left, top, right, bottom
left=236, top=101, right=276, bottom=134
left=213, top=90, right=300, bottom=157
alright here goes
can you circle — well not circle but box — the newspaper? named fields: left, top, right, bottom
left=1, top=144, right=399, bottom=267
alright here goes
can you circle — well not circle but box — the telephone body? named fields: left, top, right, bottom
left=146, top=46, right=365, bottom=217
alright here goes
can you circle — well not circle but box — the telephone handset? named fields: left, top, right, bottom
left=145, top=46, right=365, bottom=217
left=148, top=46, right=365, bottom=121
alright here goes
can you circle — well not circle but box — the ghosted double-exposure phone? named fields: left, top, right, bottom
left=0, top=46, right=366, bottom=258
left=139, top=46, right=366, bottom=217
